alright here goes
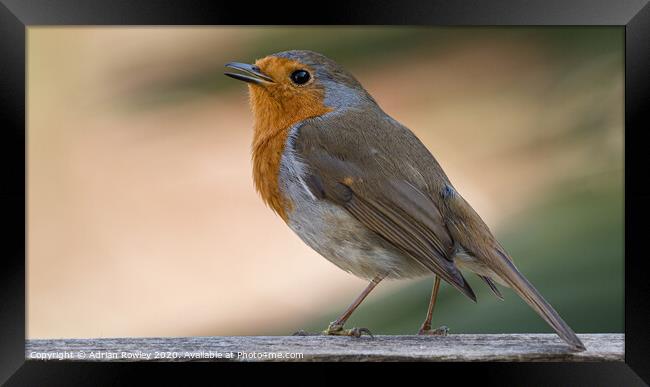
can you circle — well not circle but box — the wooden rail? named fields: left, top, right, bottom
left=26, top=333, right=623, bottom=362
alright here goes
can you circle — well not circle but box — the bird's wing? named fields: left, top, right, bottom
left=293, top=113, right=476, bottom=301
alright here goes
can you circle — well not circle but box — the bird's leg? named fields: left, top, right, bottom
left=418, top=276, right=448, bottom=336
left=320, top=273, right=386, bottom=338
left=292, top=274, right=385, bottom=337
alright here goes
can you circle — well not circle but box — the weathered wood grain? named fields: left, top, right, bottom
left=26, top=334, right=623, bottom=362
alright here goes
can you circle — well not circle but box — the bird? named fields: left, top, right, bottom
left=224, top=50, right=586, bottom=351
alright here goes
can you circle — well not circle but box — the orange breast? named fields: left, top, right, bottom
left=251, top=128, right=292, bottom=221
left=249, top=79, right=331, bottom=221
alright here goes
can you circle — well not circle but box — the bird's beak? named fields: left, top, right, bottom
left=224, top=62, right=275, bottom=85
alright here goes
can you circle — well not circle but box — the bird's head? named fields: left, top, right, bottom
left=225, top=50, right=375, bottom=133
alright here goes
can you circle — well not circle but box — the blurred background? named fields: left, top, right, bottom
left=27, top=27, right=623, bottom=339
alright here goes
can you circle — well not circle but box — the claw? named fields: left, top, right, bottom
left=418, top=325, right=449, bottom=336
left=350, top=327, right=374, bottom=338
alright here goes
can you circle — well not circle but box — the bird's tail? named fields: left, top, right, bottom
left=493, top=252, right=586, bottom=351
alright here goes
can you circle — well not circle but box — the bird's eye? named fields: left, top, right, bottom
left=290, top=70, right=311, bottom=85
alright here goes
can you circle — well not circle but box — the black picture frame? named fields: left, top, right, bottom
left=1, top=0, right=648, bottom=385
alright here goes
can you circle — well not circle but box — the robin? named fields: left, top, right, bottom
left=224, top=50, right=585, bottom=351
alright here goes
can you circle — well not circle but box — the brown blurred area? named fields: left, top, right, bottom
left=27, top=27, right=622, bottom=338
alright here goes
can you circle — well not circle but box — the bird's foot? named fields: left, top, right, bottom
left=322, top=322, right=374, bottom=338
left=418, top=325, right=449, bottom=336
left=292, top=322, right=374, bottom=338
